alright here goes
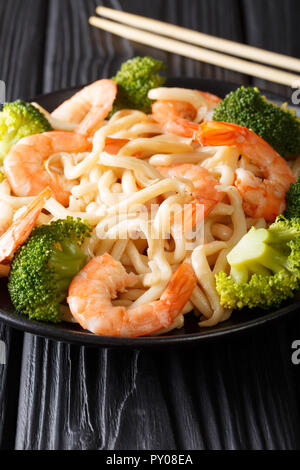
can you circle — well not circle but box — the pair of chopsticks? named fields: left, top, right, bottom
left=89, top=6, right=300, bottom=87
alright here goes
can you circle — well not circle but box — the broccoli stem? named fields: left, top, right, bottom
left=49, top=241, right=87, bottom=291
left=268, top=226, right=299, bottom=243
left=216, top=216, right=300, bottom=311
left=230, top=265, right=249, bottom=284
left=228, top=226, right=293, bottom=283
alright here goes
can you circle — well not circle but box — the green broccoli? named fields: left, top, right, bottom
left=8, top=217, right=92, bottom=323
left=215, top=216, right=300, bottom=310
left=111, top=56, right=166, bottom=114
left=0, top=100, right=52, bottom=163
left=284, top=177, right=300, bottom=219
left=213, top=86, right=300, bottom=159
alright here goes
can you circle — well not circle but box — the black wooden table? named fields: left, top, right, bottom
left=1, top=0, right=300, bottom=450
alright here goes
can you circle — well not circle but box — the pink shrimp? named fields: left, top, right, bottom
left=67, top=253, right=196, bottom=337
left=198, top=91, right=222, bottom=109
left=196, top=121, right=296, bottom=221
left=4, top=131, right=92, bottom=206
left=152, top=100, right=198, bottom=132
left=149, top=114, right=295, bottom=221
left=0, top=187, right=52, bottom=264
left=104, top=137, right=129, bottom=154
left=51, top=79, right=117, bottom=135
left=157, top=164, right=222, bottom=233
left=0, top=200, right=14, bottom=236
left=152, top=90, right=221, bottom=137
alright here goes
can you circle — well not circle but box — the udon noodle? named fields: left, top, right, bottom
left=0, top=86, right=288, bottom=334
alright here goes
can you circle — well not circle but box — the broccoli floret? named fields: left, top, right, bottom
left=284, top=177, right=300, bottom=219
left=111, top=56, right=166, bottom=114
left=8, top=217, right=92, bottom=322
left=213, top=86, right=300, bottom=159
left=0, top=100, right=52, bottom=163
left=215, top=216, right=300, bottom=310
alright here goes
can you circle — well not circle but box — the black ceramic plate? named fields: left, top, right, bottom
left=0, top=77, right=299, bottom=347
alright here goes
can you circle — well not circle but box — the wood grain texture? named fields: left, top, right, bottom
left=241, top=0, right=300, bottom=95
left=0, top=0, right=48, bottom=449
left=15, top=322, right=300, bottom=450
left=0, top=0, right=300, bottom=450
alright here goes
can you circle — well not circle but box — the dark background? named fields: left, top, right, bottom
left=0, top=0, right=300, bottom=450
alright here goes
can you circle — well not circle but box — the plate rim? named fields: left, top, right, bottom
left=33, top=77, right=297, bottom=107
left=0, top=299, right=299, bottom=348
left=1, top=77, right=299, bottom=348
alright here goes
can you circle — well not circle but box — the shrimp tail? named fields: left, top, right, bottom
left=120, top=262, right=197, bottom=337
left=196, top=120, right=296, bottom=221
left=160, top=262, right=197, bottom=321
left=0, top=187, right=52, bottom=262
left=196, top=121, right=242, bottom=146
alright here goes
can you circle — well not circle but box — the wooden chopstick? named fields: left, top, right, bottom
left=96, top=6, right=300, bottom=74
left=89, top=16, right=300, bottom=87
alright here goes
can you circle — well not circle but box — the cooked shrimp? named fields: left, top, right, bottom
left=51, top=79, right=117, bottom=135
left=67, top=253, right=196, bottom=337
left=157, top=164, right=222, bottom=233
left=198, top=91, right=222, bottom=109
left=0, top=187, right=51, bottom=263
left=152, top=118, right=295, bottom=221
left=104, top=137, right=129, bottom=154
left=151, top=89, right=221, bottom=136
left=152, top=100, right=198, bottom=129
left=4, top=131, right=92, bottom=206
left=196, top=121, right=296, bottom=221
left=0, top=201, right=13, bottom=236
left=153, top=116, right=200, bottom=139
